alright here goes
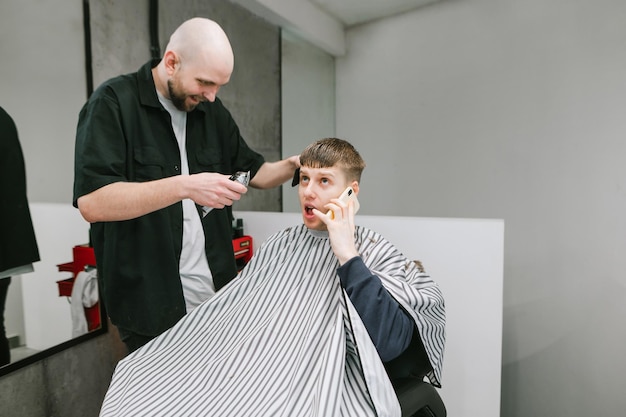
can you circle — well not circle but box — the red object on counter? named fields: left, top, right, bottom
left=233, top=235, right=253, bottom=270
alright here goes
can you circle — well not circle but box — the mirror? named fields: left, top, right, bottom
left=0, top=0, right=106, bottom=376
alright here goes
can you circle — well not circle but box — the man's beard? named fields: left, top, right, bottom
left=167, top=79, right=196, bottom=112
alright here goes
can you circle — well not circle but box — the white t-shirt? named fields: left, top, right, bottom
left=157, top=92, right=215, bottom=313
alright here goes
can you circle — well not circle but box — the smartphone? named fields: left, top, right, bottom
left=327, top=186, right=360, bottom=219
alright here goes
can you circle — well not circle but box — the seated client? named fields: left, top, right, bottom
left=99, top=138, right=446, bottom=417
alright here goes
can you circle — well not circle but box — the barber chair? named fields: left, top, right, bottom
left=388, top=331, right=447, bottom=417
left=394, top=377, right=446, bottom=417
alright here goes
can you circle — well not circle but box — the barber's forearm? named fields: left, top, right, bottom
left=249, top=156, right=299, bottom=189
left=77, top=176, right=186, bottom=222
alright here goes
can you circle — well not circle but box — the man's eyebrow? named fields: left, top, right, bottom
left=317, top=170, right=337, bottom=178
left=299, top=167, right=338, bottom=178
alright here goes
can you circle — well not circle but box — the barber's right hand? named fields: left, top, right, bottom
left=187, top=172, right=248, bottom=209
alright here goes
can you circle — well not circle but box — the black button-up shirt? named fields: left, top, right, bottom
left=73, top=60, right=265, bottom=336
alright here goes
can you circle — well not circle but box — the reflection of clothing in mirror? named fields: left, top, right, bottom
left=70, top=268, right=99, bottom=338
left=0, top=106, right=40, bottom=366
left=0, top=278, right=11, bottom=366
left=99, top=225, right=445, bottom=416
left=73, top=60, right=266, bottom=344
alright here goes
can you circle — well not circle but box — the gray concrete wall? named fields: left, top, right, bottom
left=281, top=30, right=336, bottom=213
left=0, top=1, right=282, bottom=415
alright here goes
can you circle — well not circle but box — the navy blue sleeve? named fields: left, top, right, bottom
left=337, top=256, right=415, bottom=362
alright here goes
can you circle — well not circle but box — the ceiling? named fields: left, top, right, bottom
left=308, top=0, right=441, bottom=26
left=231, top=0, right=443, bottom=55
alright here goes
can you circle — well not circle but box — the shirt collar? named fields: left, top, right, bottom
left=137, top=59, right=162, bottom=109
left=307, top=228, right=329, bottom=239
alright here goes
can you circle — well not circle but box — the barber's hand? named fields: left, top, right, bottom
left=187, top=172, right=248, bottom=209
left=314, top=198, right=359, bottom=265
left=287, top=154, right=301, bottom=169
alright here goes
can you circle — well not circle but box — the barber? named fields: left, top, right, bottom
left=73, top=18, right=298, bottom=353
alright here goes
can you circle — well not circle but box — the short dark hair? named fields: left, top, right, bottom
left=299, top=138, right=366, bottom=182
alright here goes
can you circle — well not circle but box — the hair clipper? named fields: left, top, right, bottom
left=201, top=171, right=250, bottom=217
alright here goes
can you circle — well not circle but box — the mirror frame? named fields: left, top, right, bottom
left=0, top=0, right=106, bottom=377
left=0, top=307, right=107, bottom=377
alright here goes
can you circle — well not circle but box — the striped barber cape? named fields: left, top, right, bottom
left=99, top=224, right=445, bottom=417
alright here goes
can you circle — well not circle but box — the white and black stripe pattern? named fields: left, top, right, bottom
left=99, top=225, right=445, bottom=417
left=353, top=227, right=446, bottom=386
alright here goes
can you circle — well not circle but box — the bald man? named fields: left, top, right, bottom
left=73, top=18, right=299, bottom=352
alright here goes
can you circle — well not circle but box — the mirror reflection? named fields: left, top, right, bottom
left=1, top=187, right=107, bottom=372
left=1, top=2, right=104, bottom=373
left=0, top=131, right=104, bottom=369
left=3, top=203, right=102, bottom=368
left=0, top=106, right=41, bottom=367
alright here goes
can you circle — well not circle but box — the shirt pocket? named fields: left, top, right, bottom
left=194, top=148, right=225, bottom=174
left=132, top=146, right=166, bottom=181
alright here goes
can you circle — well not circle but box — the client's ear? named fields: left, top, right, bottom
left=351, top=181, right=360, bottom=195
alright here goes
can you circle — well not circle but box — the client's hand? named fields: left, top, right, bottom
left=316, top=198, right=359, bottom=265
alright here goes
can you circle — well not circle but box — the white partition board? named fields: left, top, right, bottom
left=235, top=211, right=504, bottom=417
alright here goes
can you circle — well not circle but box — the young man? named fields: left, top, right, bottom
left=73, top=18, right=298, bottom=352
left=99, top=138, right=445, bottom=417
